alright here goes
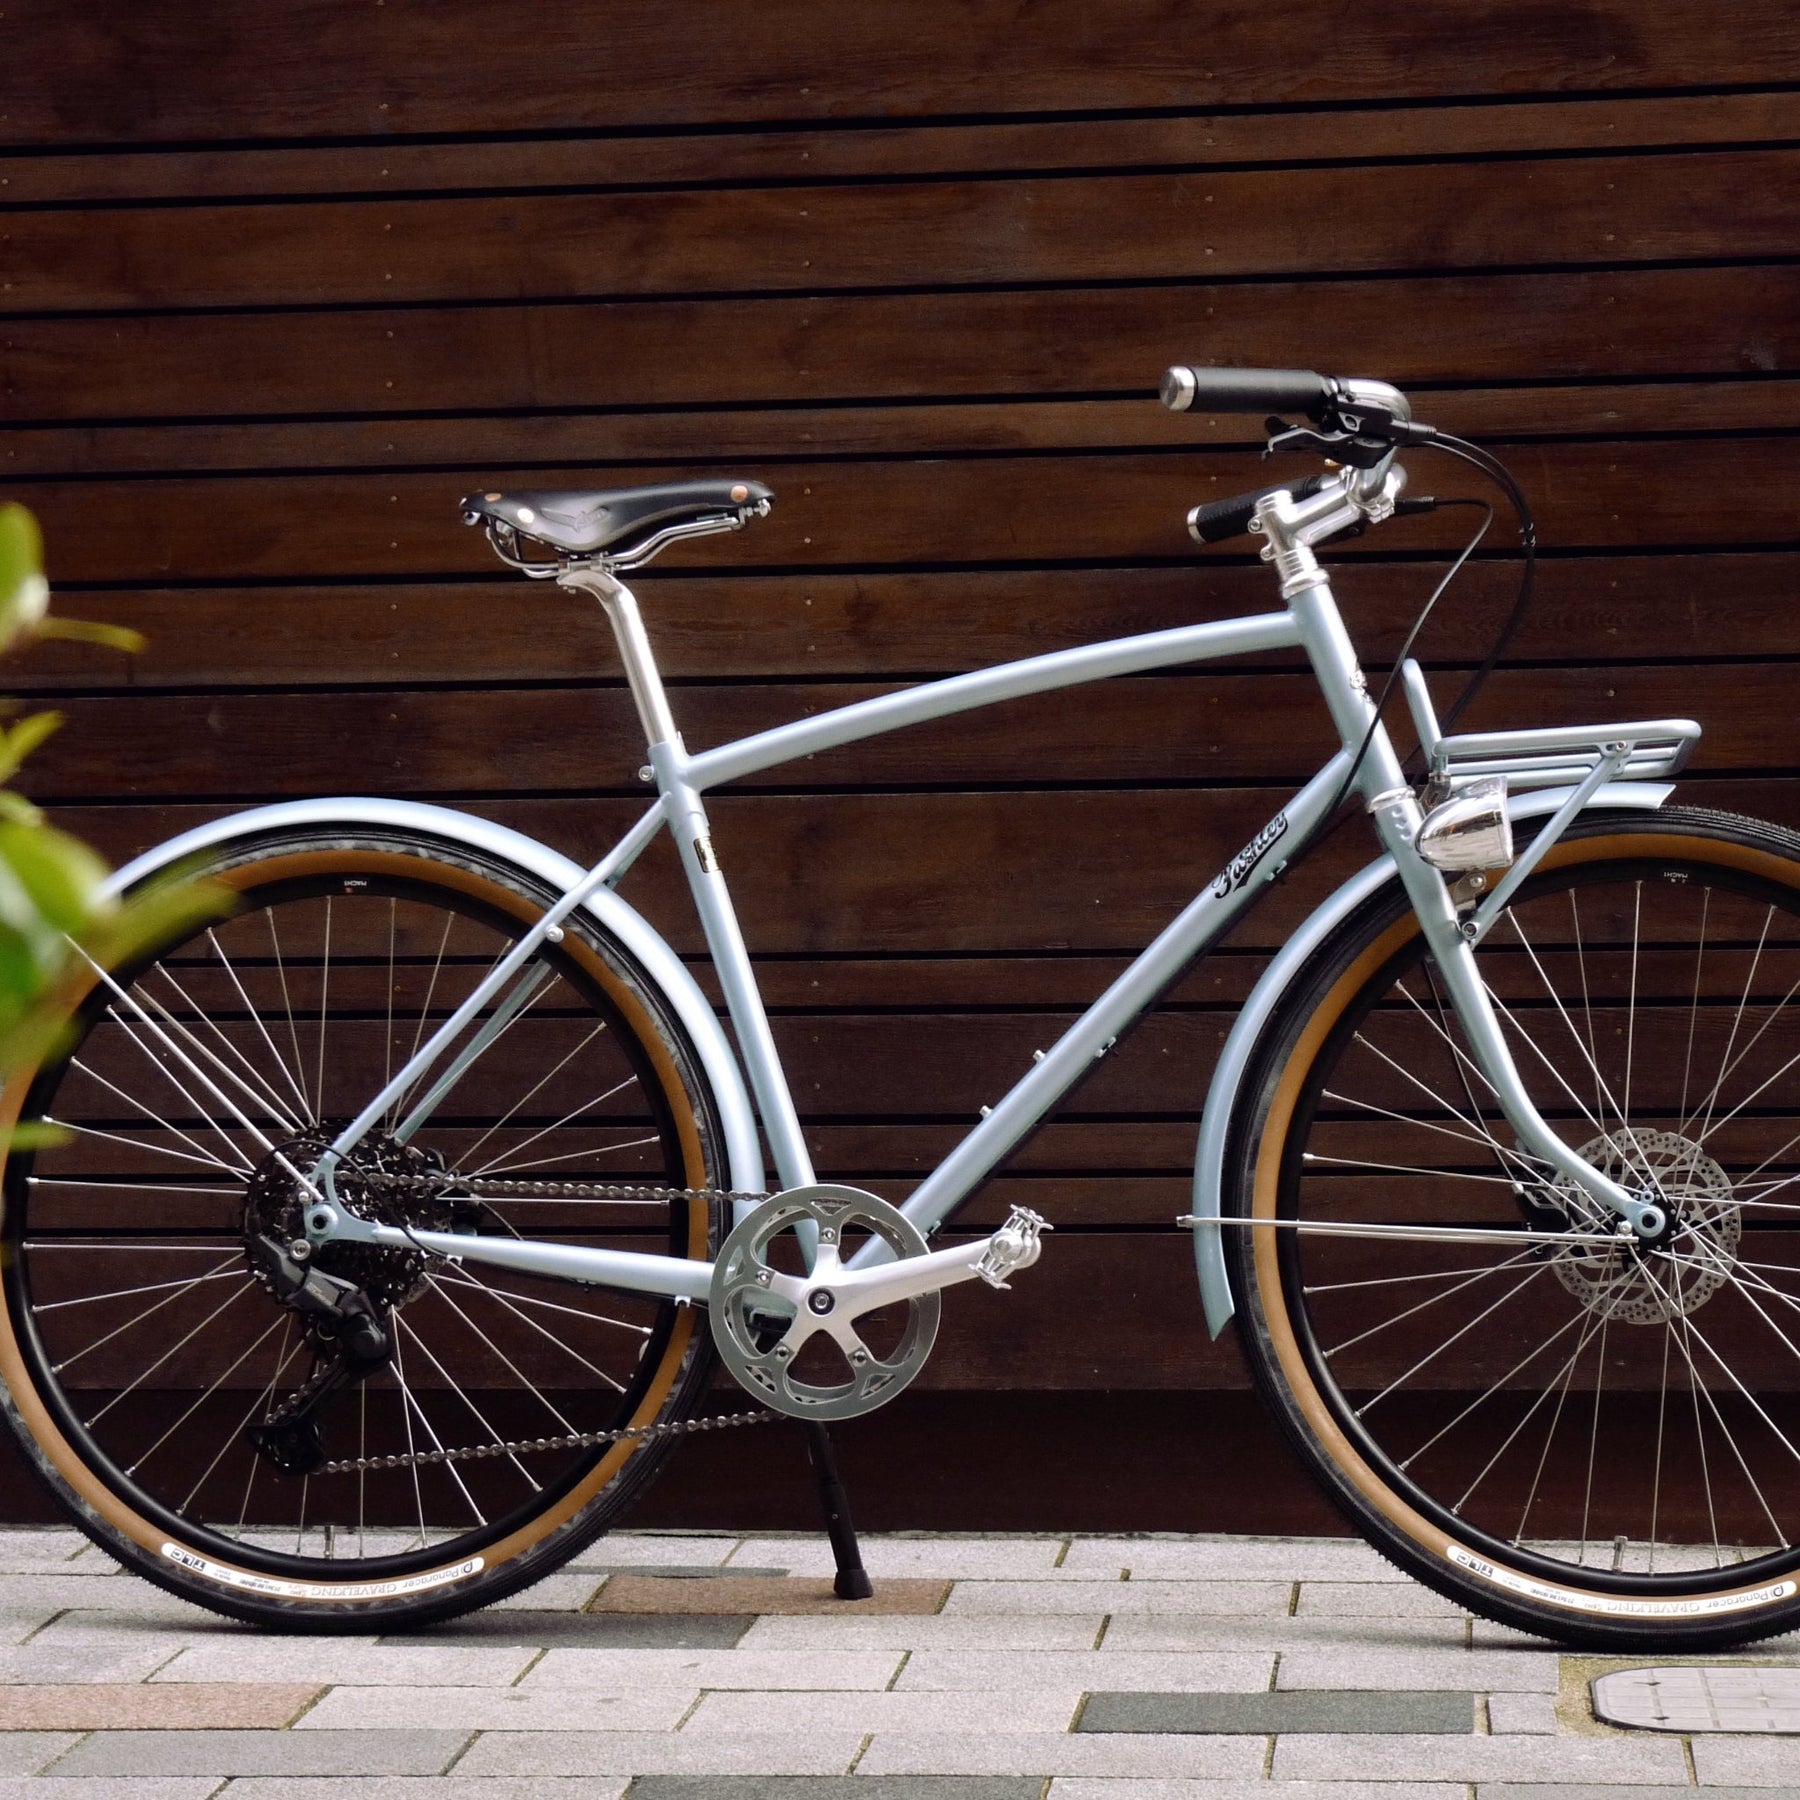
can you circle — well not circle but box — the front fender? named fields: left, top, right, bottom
left=1189, top=781, right=1674, bottom=1338
left=104, top=797, right=765, bottom=1199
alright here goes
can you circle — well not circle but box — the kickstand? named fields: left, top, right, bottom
left=802, top=1421, right=874, bottom=1600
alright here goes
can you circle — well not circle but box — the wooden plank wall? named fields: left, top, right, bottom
left=3, top=1, right=1799, bottom=1526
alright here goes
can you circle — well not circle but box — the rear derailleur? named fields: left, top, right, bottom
left=242, top=1234, right=391, bottom=1477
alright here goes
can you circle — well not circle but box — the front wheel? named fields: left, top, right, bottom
left=0, top=826, right=727, bottom=1629
left=1228, top=807, right=1800, bottom=1649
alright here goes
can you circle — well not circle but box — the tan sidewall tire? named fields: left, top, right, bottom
left=1226, top=809, right=1800, bottom=1651
left=0, top=829, right=724, bottom=1631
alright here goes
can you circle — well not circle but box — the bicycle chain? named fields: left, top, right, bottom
left=363, top=1174, right=770, bottom=1208
left=309, top=1175, right=775, bottom=1476
left=314, top=1402, right=780, bottom=1477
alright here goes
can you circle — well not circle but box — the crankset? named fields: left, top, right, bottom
left=708, top=1185, right=1049, bottom=1422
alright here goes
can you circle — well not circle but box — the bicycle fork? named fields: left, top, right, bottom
left=1268, top=481, right=1667, bottom=1244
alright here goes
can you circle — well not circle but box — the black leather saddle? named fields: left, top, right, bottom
left=461, top=479, right=774, bottom=561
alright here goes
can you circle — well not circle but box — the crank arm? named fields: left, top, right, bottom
left=766, top=1206, right=1050, bottom=1321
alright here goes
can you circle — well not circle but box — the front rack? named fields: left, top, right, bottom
left=1402, top=660, right=1700, bottom=789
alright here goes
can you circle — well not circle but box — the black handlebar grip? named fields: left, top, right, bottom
left=1187, top=474, right=1329, bottom=544
left=1161, top=365, right=1335, bottom=419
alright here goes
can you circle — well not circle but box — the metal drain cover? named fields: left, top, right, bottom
left=1593, top=1666, right=1800, bottom=1733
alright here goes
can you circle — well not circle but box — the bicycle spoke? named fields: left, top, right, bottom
left=210, top=928, right=314, bottom=1123
left=1321, top=1249, right=1537, bottom=1360
left=465, top=1076, right=640, bottom=1177
left=394, top=1314, right=539, bottom=1490
left=132, top=1307, right=289, bottom=1480
left=1689, top=904, right=1775, bottom=1143
left=454, top=1019, right=609, bottom=1169
left=1504, top=909, right=1636, bottom=1159
left=53, top=1250, right=244, bottom=1375
left=1452, top=1299, right=1615, bottom=1513
left=389, top=1327, right=486, bottom=1527
left=314, top=896, right=331, bottom=1122
left=1301, top=1153, right=1518, bottom=1185
left=422, top=1274, right=579, bottom=1434
left=263, top=910, right=312, bottom=1126
left=83, top=1275, right=255, bottom=1424
left=1355, top=1261, right=1551, bottom=1418
left=141, top=964, right=303, bottom=1137
left=433, top=1272, right=633, bottom=1389
left=471, top=1132, right=661, bottom=1179
left=35, top=1269, right=244, bottom=1312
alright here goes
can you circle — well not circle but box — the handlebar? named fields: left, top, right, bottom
left=1187, top=473, right=1332, bottom=544
left=1161, top=365, right=1335, bottom=419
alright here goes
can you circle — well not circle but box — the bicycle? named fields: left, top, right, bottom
left=4, top=364, right=1798, bottom=1652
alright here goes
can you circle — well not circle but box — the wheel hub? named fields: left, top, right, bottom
left=1548, top=1127, right=1740, bottom=1324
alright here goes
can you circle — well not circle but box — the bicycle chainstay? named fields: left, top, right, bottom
left=307, top=1173, right=776, bottom=1477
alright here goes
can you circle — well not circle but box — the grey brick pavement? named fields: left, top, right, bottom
left=0, top=1529, right=1785, bottom=1793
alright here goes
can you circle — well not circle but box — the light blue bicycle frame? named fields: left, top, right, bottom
left=304, top=465, right=1694, bottom=1304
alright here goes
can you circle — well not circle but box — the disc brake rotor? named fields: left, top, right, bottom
left=1549, top=1126, right=1741, bottom=1324
left=708, top=1185, right=940, bottom=1421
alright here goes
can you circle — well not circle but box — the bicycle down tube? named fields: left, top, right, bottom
left=309, top=469, right=1656, bottom=1295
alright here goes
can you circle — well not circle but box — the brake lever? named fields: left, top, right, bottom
left=1264, top=419, right=1391, bottom=469
left=1263, top=405, right=1438, bottom=469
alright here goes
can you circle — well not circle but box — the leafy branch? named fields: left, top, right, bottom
left=0, top=503, right=223, bottom=1104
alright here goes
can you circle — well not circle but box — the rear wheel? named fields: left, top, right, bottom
left=0, top=827, right=727, bottom=1628
left=1228, top=808, right=1800, bottom=1648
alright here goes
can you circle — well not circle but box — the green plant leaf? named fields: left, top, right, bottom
left=0, top=505, right=48, bottom=650
left=4, top=1120, right=68, bottom=1151
left=0, top=710, right=63, bottom=787
left=34, top=617, right=148, bottom=654
left=0, top=818, right=109, bottom=936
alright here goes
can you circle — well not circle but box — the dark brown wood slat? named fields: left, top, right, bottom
left=10, top=268, right=1796, bottom=421
left=9, top=2, right=1798, bottom=142
left=708, top=956, right=1260, bottom=1013
left=20, top=440, right=1800, bottom=583
left=12, top=380, right=1800, bottom=478
left=12, top=662, right=1776, bottom=800
left=712, top=945, right=1800, bottom=1015
left=920, top=1233, right=1243, bottom=1388
left=54, top=1007, right=1218, bottom=1120
left=11, top=151, right=1800, bottom=312
left=10, top=93, right=1800, bottom=204
left=13, top=555, right=1797, bottom=689
left=49, top=781, right=1800, bottom=959
left=154, top=936, right=1692, bottom=1017
left=56, top=992, right=1791, bottom=1124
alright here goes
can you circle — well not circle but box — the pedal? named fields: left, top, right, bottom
left=974, top=1206, right=1050, bottom=1289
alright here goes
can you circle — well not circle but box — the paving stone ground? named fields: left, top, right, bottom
left=0, top=1527, right=1791, bottom=1795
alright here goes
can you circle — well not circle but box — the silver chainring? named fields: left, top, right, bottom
left=708, top=1185, right=940, bottom=1421
left=1549, top=1127, right=1741, bottom=1324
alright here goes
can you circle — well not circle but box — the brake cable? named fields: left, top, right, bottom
left=1267, top=493, right=1495, bottom=874
left=1413, top=432, right=1539, bottom=734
